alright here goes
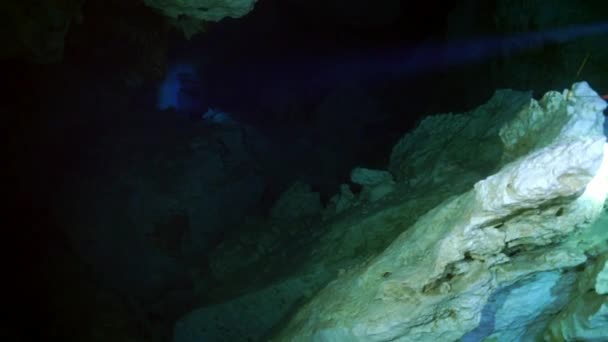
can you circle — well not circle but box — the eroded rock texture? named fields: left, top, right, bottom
left=175, top=82, right=607, bottom=341
left=269, top=83, right=607, bottom=341
left=143, top=0, right=258, bottom=37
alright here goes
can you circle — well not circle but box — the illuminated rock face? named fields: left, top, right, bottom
left=266, top=82, right=607, bottom=341
left=173, top=82, right=606, bottom=342
left=143, top=0, right=257, bottom=37
left=144, top=0, right=257, bottom=22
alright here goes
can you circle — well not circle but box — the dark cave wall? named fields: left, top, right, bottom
left=447, top=0, right=608, bottom=96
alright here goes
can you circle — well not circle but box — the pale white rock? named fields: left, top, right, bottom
left=175, top=83, right=608, bottom=342
left=476, top=138, right=604, bottom=215
left=562, top=81, right=607, bottom=141
left=596, top=257, right=608, bottom=295
left=499, top=81, right=607, bottom=163
left=269, top=83, right=608, bottom=341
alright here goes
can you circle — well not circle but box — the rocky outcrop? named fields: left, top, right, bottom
left=144, top=0, right=257, bottom=22
left=143, top=0, right=258, bottom=38
left=270, top=82, right=607, bottom=340
left=1, top=0, right=258, bottom=63
left=175, top=82, right=607, bottom=341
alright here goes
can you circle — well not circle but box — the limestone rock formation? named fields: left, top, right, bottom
left=270, top=83, right=607, bottom=340
left=144, top=0, right=257, bottom=22
left=174, top=82, right=608, bottom=341
left=350, top=167, right=395, bottom=202
left=1, top=0, right=258, bottom=63
left=143, top=0, right=258, bottom=37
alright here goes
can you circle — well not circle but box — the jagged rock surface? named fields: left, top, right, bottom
left=175, top=82, right=608, bottom=341
left=143, top=0, right=257, bottom=37
left=270, top=83, right=607, bottom=340
left=143, top=0, right=257, bottom=21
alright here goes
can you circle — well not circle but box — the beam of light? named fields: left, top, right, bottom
left=239, top=21, right=608, bottom=98
left=372, top=20, right=608, bottom=77
left=294, top=20, right=608, bottom=85
left=189, top=21, right=608, bottom=120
